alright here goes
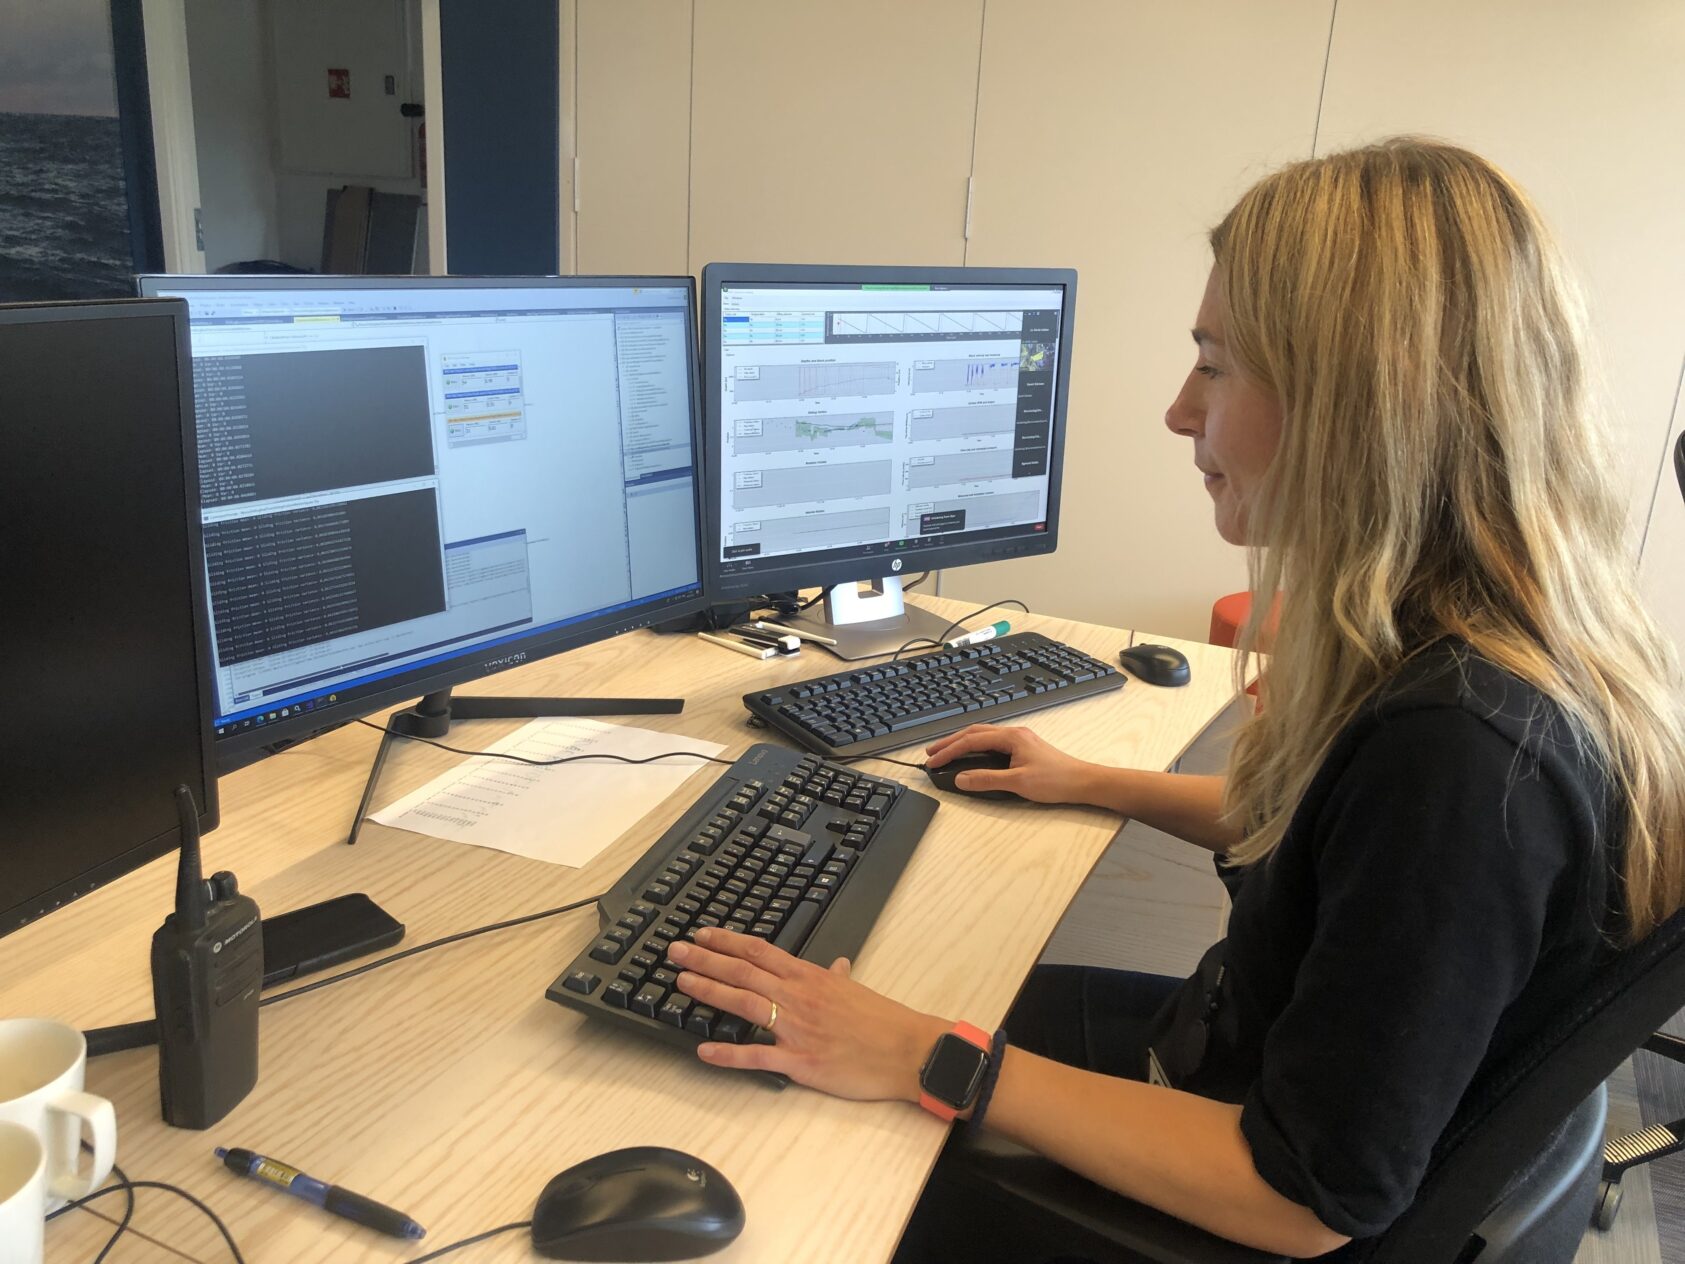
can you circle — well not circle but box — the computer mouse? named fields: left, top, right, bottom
left=922, top=750, right=1024, bottom=801
left=531, top=1146, right=745, bottom=1261
left=1118, top=643, right=1191, bottom=688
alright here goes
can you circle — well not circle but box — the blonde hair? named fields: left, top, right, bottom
left=1214, top=137, right=1685, bottom=941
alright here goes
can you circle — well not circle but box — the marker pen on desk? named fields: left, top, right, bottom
left=750, top=620, right=840, bottom=647
left=215, top=1147, right=426, bottom=1240
left=946, top=620, right=1010, bottom=649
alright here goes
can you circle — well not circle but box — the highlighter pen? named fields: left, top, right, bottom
left=946, top=620, right=1010, bottom=650
left=215, top=1147, right=425, bottom=1240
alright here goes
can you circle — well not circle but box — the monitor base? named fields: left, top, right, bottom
left=785, top=599, right=953, bottom=662
left=345, top=688, right=684, bottom=844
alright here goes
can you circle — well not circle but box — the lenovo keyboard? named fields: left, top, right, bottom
left=743, top=631, right=1123, bottom=760
left=546, top=743, right=937, bottom=1058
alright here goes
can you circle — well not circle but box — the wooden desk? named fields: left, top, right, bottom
left=6, top=596, right=1240, bottom=1262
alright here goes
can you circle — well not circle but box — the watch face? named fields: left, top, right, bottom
left=923, top=1032, right=988, bottom=1108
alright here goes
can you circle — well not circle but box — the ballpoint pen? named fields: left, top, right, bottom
left=215, top=1147, right=426, bottom=1240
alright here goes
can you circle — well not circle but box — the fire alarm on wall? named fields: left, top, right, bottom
left=328, top=68, right=350, bottom=98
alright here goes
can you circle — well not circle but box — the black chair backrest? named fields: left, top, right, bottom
left=1367, top=904, right=1685, bottom=1262
left=1674, top=431, right=1684, bottom=503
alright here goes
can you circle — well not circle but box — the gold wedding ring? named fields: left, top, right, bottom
left=766, top=1000, right=779, bottom=1032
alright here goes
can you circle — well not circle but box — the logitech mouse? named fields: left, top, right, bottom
left=531, top=1146, right=745, bottom=1261
left=922, top=750, right=1024, bottom=801
left=1118, top=643, right=1191, bottom=687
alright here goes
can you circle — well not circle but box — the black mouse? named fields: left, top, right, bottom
left=923, top=750, right=1024, bottom=801
left=1118, top=643, right=1191, bottom=687
left=531, top=1146, right=745, bottom=1261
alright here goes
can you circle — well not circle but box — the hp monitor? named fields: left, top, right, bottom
left=137, top=275, right=708, bottom=775
left=2, top=299, right=218, bottom=938
left=702, top=264, right=1075, bottom=658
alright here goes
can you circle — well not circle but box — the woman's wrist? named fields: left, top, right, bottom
left=1080, top=763, right=1136, bottom=814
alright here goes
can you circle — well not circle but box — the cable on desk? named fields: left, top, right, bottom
left=260, top=891, right=605, bottom=1006
left=353, top=717, right=738, bottom=769
left=91, top=1160, right=133, bottom=1264
left=407, top=1219, right=534, bottom=1262
left=86, top=893, right=606, bottom=1053
left=50, top=1173, right=245, bottom=1263
left=889, top=597, right=1030, bottom=661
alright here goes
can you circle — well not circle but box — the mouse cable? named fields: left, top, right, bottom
left=86, top=892, right=606, bottom=1055
left=48, top=1167, right=245, bottom=1264
left=408, top=1219, right=535, bottom=1263
left=889, top=597, right=1030, bottom=661
left=353, top=717, right=738, bottom=769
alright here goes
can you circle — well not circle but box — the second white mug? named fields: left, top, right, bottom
left=0, top=1122, right=46, bottom=1264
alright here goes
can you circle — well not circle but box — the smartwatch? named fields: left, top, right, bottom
left=918, top=1021, right=992, bottom=1121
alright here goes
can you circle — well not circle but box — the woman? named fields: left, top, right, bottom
left=666, top=138, right=1685, bottom=1258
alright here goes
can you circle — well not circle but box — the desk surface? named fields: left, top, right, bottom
left=8, top=596, right=1240, bottom=1263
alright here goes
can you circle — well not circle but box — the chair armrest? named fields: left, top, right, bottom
left=938, top=1128, right=1292, bottom=1264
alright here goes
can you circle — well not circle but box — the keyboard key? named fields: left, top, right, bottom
left=686, top=1006, right=717, bottom=1039
left=772, top=899, right=822, bottom=953
left=658, top=996, right=692, bottom=1027
left=642, top=881, right=675, bottom=905
left=588, top=939, right=626, bottom=964
left=714, top=1015, right=749, bottom=1044
left=563, top=970, right=600, bottom=995
left=631, top=983, right=666, bottom=1018
left=651, top=968, right=677, bottom=989
left=629, top=951, right=657, bottom=972
left=602, top=979, right=633, bottom=1008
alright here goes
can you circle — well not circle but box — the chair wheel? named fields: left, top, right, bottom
left=1593, top=1179, right=1623, bottom=1231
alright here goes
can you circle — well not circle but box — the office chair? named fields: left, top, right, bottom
left=1593, top=428, right=1685, bottom=1229
left=914, top=900, right=1685, bottom=1263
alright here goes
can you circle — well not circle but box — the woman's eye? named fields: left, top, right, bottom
left=1195, top=363, right=1220, bottom=379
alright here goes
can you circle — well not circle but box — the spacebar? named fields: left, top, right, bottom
left=887, top=705, right=966, bottom=732
left=772, top=900, right=822, bottom=954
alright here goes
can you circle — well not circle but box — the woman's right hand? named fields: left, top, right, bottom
left=925, top=724, right=1105, bottom=805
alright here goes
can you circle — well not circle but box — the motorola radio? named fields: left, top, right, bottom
left=151, top=785, right=262, bottom=1129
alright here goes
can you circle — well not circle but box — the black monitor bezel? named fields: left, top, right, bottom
left=137, top=273, right=711, bottom=771
left=1, top=298, right=219, bottom=939
left=700, top=262, right=1077, bottom=600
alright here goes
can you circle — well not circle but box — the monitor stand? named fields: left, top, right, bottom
left=345, top=687, right=682, bottom=844
left=783, top=576, right=952, bottom=662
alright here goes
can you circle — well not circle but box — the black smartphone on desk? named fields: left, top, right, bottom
left=261, top=893, right=404, bottom=988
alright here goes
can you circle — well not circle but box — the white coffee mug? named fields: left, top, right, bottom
left=0, top=1019, right=116, bottom=1213
left=0, top=1122, right=46, bottom=1264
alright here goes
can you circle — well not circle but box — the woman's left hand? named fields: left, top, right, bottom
left=669, top=928, right=950, bottom=1102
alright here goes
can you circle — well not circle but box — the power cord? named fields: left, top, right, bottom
left=889, top=598, right=1030, bottom=660
left=353, top=717, right=737, bottom=769
left=85, top=892, right=605, bottom=1055
left=49, top=1164, right=246, bottom=1263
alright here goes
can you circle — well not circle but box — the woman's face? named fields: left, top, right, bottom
left=1164, top=269, right=1283, bottom=545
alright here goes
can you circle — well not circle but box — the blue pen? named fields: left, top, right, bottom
left=216, top=1147, right=426, bottom=1240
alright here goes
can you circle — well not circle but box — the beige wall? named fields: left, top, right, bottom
left=566, top=0, right=1685, bottom=646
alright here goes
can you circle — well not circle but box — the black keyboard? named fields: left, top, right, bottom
left=743, top=631, right=1124, bottom=759
left=546, top=743, right=937, bottom=1060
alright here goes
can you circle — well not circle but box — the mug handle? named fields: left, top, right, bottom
left=44, top=1091, right=116, bottom=1201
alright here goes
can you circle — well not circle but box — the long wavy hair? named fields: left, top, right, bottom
left=1215, top=137, right=1685, bottom=940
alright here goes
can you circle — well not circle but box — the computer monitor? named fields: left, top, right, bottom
left=701, top=263, right=1076, bottom=658
left=1, top=299, right=219, bottom=938
left=136, top=274, right=708, bottom=773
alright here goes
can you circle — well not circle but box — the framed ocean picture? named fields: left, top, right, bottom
left=0, top=0, right=165, bottom=300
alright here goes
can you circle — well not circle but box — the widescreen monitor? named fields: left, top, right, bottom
left=2, top=299, right=219, bottom=937
left=137, top=275, right=708, bottom=769
left=701, top=264, right=1075, bottom=656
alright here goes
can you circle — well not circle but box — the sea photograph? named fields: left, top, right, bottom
left=0, top=0, right=138, bottom=301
